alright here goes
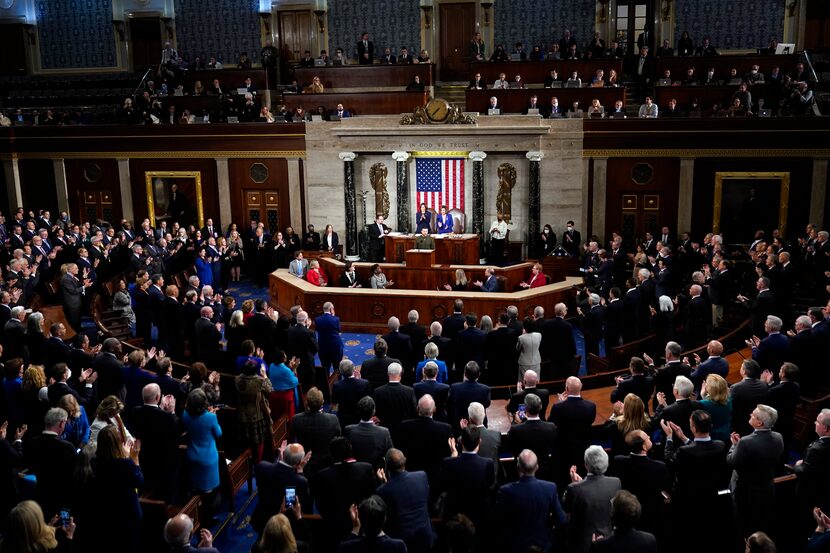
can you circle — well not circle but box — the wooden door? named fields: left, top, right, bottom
left=439, top=2, right=476, bottom=81
left=613, top=1, right=654, bottom=56
left=619, top=192, right=662, bottom=250
left=78, top=189, right=117, bottom=225
left=805, top=0, right=830, bottom=49
left=242, top=189, right=281, bottom=236
left=130, top=17, right=163, bottom=71
left=278, top=10, right=315, bottom=79
left=0, top=24, right=28, bottom=75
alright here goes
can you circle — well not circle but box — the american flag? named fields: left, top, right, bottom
left=415, top=158, right=465, bottom=211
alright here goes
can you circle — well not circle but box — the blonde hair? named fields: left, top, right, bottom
left=704, top=373, right=729, bottom=405
left=241, top=299, right=255, bottom=314
left=616, top=393, right=651, bottom=435
left=96, top=425, right=128, bottom=462
left=454, top=269, right=468, bottom=286
left=0, top=500, right=58, bottom=553
left=95, top=395, right=128, bottom=444
left=58, top=393, right=81, bottom=419
left=256, top=514, right=297, bottom=553
left=21, top=366, right=46, bottom=391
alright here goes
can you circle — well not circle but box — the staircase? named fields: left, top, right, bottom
left=435, top=81, right=468, bottom=110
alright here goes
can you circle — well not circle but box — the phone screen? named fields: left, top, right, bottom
left=517, top=404, right=527, bottom=421
left=60, top=509, right=70, bottom=526
left=285, top=487, right=296, bottom=508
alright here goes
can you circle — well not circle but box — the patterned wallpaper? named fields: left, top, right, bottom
left=37, top=0, right=117, bottom=69
left=173, top=0, right=262, bottom=65
left=494, top=0, right=596, bottom=53
left=328, top=0, right=421, bottom=61
left=674, top=0, right=785, bottom=50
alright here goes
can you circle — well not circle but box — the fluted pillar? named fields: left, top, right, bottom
left=339, top=152, right=359, bottom=259
left=393, top=151, right=411, bottom=233
left=469, top=151, right=487, bottom=259
left=526, top=151, right=544, bottom=258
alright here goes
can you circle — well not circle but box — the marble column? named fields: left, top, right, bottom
left=393, top=151, right=411, bottom=233
left=469, top=151, right=487, bottom=259
left=810, top=158, right=828, bottom=229
left=52, top=159, right=70, bottom=214
left=678, top=158, right=695, bottom=234
left=526, top=151, right=544, bottom=258
left=339, top=152, right=359, bottom=259
left=3, top=158, right=22, bottom=211
left=215, top=158, right=232, bottom=229
left=116, top=158, right=133, bottom=223
left=287, top=158, right=303, bottom=231
left=591, top=157, right=608, bottom=240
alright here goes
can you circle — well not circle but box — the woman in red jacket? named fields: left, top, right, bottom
left=519, top=262, right=547, bottom=289
left=306, top=259, right=328, bottom=286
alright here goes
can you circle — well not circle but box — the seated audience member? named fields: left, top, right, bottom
left=398, top=47, right=414, bottom=64
left=416, top=49, right=431, bottom=63
left=406, top=76, right=425, bottom=91
left=511, top=74, right=525, bottom=89
left=588, top=98, right=605, bottom=117
left=567, top=101, right=584, bottom=118
left=299, top=50, right=315, bottom=67
left=493, top=73, right=509, bottom=90
left=639, top=96, right=659, bottom=118
left=332, top=103, right=351, bottom=118
left=381, top=47, right=397, bottom=64
left=237, top=52, right=251, bottom=69
left=468, top=72, right=486, bottom=90
left=547, top=97, right=563, bottom=118
left=519, top=263, right=547, bottom=288
left=305, top=259, right=328, bottom=286
left=259, top=106, right=275, bottom=123
left=662, top=98, right=684, bottom=117
left=544, top=69, right=561, bottom=88
left=696, top=37, right=719, bottom=56
left=304, top=76, right=324, bottom=94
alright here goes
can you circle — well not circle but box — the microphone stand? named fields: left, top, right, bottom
left=132, top=65, right=154, bottom=99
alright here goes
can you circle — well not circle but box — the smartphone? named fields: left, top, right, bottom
left=285, top=487, right=296, bottom=508
left=60, top=508, right=71, bottom=526
left=517, top=404, right=527, bottom=421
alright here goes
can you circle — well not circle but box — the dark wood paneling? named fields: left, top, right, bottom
left=129, top=159, right=218, bottom=227
left=64, top=159, right=122, bottom=223
left=282, top=91, right=429, bottom=115
left=439, top=3, right=476, bottom=81
left=467, top=88, right=626, bottom=114
left=655, top=55, right=799, bottom=82
left=384, top=235, right=480, bottom=265
left=654, top=85, right=757, bottom=112
left=471, top=59, right=624, bottom=85
left=690, top=158, right=813, bottom=243
left=19, top=159, right=57, bottom=214
left=294, top=63, right=434, bottom=88
left=228, top=158, right=290, bottom=234
left=181, top=69, right=268, bottom=94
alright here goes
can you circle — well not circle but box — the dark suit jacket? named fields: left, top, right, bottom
left=497, top=476, right=566, bottom=553
left=652, top=361, right=691, bottom=411
left=401, top=322, right=427, bottom=365
left=749, top=290, right=776, bottom=337
left=605, top=299, right=624, bottom=348
left=563, top=474, right=623, bottom=553
left=43, top=336, right=71, bottom=369
left=767, top=380, right=800, bottom=440
left=252, top=461, right=311, bottom=534
left=290, top=410, right=341, bottom=474
left=787, top=329, right=815, bottom=384
left=795, top=437, right=830, bottom=511
left=361, top=356, right=398, bottom=391
left=312, top=460, right=377, bottom=540
left=654, top=399, right=701, bottom=438
left=727, top=430, right=784, bottom=513
left=193, top=317, right=221, bottom=364
left=453, top=327, right=486, bottom=372
left=484, top=327, right=519, bottom=384
left=331, top=377, right=371, bottom=428
left=610, top=374, right=654, bottom=407
left=442, top=313, right=466, bottom=340
left=730, top=378, right=770, bottom=435
left=344, top=422, right=393, bottom=469
left=589, top=529, right=658, bottom=553
left=664, top=438, right=728, bottom=511
left=60, top=273, right=84, bottom=309
left=752, top=332, right=790, bottom=373
left=540, top=316, right=577, bottom=368
left=448, top=380, right=491, bottom=429
left=507, top=386, right=550, bottom=415
left=92, top=351, right=126, bottom=402
left=611, top=454, right=668, bottom=532
left=382, top=331, right=412, bottom=372
left=315, top=313, right=344, bottom=359
left=373, top=382, right=416, bottom=437
left=397, top=417, right=452, bottom=489
left=549, top=397, right=597, bottom=469
left=24, top=433, right=78, bottom=514
left=684, top=295, right=709, bottom=347
left=507, top=419, right=557, bottom=471
left=413, top=379, right=450, bottom=421
left=377, top=471, right=435, bottom=551
left=337, top=535, right=406, bottom=553
left=441, top=452, right=495, bottom=523
left=246, top=312, right=278, bottom=357
left=285, top=325, right=319, bottom=383
left=622, top=287, right=642, bottom=341
left=690, top=356, right=728, bottom=392
left=130, top=404, right=181, bottom=501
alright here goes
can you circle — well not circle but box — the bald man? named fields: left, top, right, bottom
left=164, top=514, right=219, bottom=552
left=397, top=394, right=453, bottom=500
left=683, top=283, right=710, bottom=349
left=689, top=340, right=728, bottom=395
left=611, top=429, right=668, bottom=535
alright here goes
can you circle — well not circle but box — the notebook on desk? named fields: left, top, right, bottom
left=658, top=78, right=671, bottom=86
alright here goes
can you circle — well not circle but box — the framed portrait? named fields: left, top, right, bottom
left=713, top=172, right=789, bottom=243
left=144, top=171, right=204, bottom=229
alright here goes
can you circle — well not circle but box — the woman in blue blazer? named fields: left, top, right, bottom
left=183, top=388, right=222, bottom=509
left=435, top=205, right=453, bottom=234
left=415, top=203, right=432, bottom=233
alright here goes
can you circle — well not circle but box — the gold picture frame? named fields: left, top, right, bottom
left=713, top=172, right=789, bottom=239
left=144, top=171, right=204, bottom=229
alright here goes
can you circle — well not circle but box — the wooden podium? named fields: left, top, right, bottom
left=405, top=249, right=436, bottom=268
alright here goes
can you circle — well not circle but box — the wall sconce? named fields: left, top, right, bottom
left=160, top=17, right=174, bottom=40
left=787, top=1, right=797, bottom=17
left=259, top=13, right=271, bottom=34
left=313, top=10, right=325, bottom=33
left=480, top=2, right=492, bottom=27
left=598, top=0, right=609, bottom=23
left=112, top=20, right=126, bottom=42
left=661, top=0, right=672, bottom=21
left=421, top=6, right=432, bottom=29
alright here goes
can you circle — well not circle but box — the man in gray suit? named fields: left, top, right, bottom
left=344, top=396, right=394, bottom=469
left=563, top=445, right=622, bottom=553
left=464, top=401, right=501, bottom=481
left=60, top=262, right=91, bottom=332
left=727, top=404, right=785, bottom=539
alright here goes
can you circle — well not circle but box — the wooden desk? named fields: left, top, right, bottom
left=653, top=85, right=744, bottom=111
left=181, top=69, right=268, bottom=92
left=405, top=249, right=436, bottom=268
left=294, top=63, right=434, bottom=89
left=385, top=234, right=480, bottom=265
left=542, top=256, right=581, bottom=283
left=471, top=60, right=624, bottom=85
left=270, top=268, right=582, bottom=333
left=654, top=54, right=798, bottom=84
left=466, top=88, right=626, bottom=114
left=281, top=91, right=429, bottom=115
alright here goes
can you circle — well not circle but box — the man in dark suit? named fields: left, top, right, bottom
left=604, top=288, right=624, bottom=350
left=397, top=395, right=452, bottom=500
left=748, top=315, right=790, bottom=374
left=361, top=338, right=400, bottom=391
left=645, top=342, right=691, bottom=413
left=622, top=284, right=642, bottom=342
left=344, top=397, right=394, bottom=469
left=131, top=383, right=181, bottom=502
left=452, top=313, right=486, bottom=380
left=441, top=426, right=495, bottom=526
left=794, top=408, right=830, bottom=513
left=376, top=448, right=435, bottom=553
left=705, top=259, right=735, bottom=329
left=787, top=315, right=816, bottom=387
left=590, top=491, right=658, bottom=553
left=730, top=360, right=770, bottom=435
left=507, top=393, right=557, bottom=479
left=484, top=313, right=519, bottom=384
left=357, top=32, right=375, bottom=64
left=763, top=362, right=801, bottom=446
left=367, top=215, right=389, bottom=262
left=727, top=404, right=785, bottom=538
left=61, top=262, right=90, bottom=332
left=331, top=359, right=371, bottom=428
left=193, top=306, right=222, bottom=367
left=43, top=322, right=71, bottom=370
left=337, top=495, right=408, bottom=553
left=738, top=276, right=776, bottom=338
left=563, top=446, right=622, bottom=553
left=611, top=430, right=667, bottom=537
left=689, top=340, right=728, bottom=395
left=506, top=369, right=550, bottom=418
left=549, top=377, right=597, bottom=482
left=496, top=449, right=567, bottom=553
left=290, top=387, right=341, bottom=477
left=447, top=362, right=491, bottom=431
left=467, top=71, right=486, bottom=90
left=653, top=375, right=700, bottom=441
left=246, top=299, right=278, bottom=361
left=92, top=337, right=126, bottom=404
left=423, top=321, right=453, bottom=365
left=580, top=294, right=605, bottom=358
left=442, top=299, right=466, bottom=340
left=373, top=363, right=416, bottom=440
left=683, top=284, right=710, bottom=349
left=315, top=301, right=344, bottom=376
left=413, top=362, right=450, bottom=421
left=24, top=407, right=78, bottom=517
left=540, top=302, right=578, bottom=378
left=610, top=357, right=654, bottom=408
left=401, top=310, right=427, bottom=371
left=312, top=437, right=377, bottom=545
left=46, top=363, right=94, bottom=408
left=286, top=310, right=323, bottom=401
left=383, top=316, right=413, bottom=376
left=251, top=443, right=311, bottom=534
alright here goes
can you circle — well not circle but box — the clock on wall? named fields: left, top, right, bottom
left=424, top=98, right=451, bottom=123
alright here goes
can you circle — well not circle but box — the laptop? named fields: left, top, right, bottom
left=658, top=78, right=671, bottom=86
left=550, top=81, right=563, bottom=88
left=611, top=112, right=627, bottom=118
left=487, top=108, right=501, bottom=115
left=226, top=116, right=239, bottom=123
left=311, top=115, right=323, bottom=122
left=236, top=88, right=248, bottom=95
left=510, top=54, right=522, bottom=61
left=728, top=78, right=742, bottom=85
left=527, top=108, right=540, bottom=116
left=590, top=112, right=603, bottom=118
left=566, top=80, right=580, bottom=88
left=328, top=114, right=341, bottom=121
left=314, top=58, right=326, bottom=66
left=549, top=112, right=563, bottom=118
